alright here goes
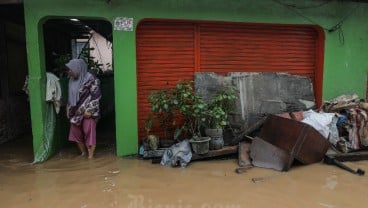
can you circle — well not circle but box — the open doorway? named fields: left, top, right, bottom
left=42, top=18, right=116, bottom=159
left=0, top=3, right=33, bottom=163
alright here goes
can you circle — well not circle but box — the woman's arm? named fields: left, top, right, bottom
left=85, top=77, right=102, bottom=117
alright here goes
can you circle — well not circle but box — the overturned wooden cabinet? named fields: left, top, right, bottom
left=250, top=115, right=331, bottom=171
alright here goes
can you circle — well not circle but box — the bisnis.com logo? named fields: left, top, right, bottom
left=127, top=195, right=242, bottom=208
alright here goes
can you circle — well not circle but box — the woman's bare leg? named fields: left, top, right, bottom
left=77, top=143, right=87, bottom=156
left=88, top=145, right=96, bottom=159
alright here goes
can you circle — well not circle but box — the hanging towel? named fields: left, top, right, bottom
left=46, top=72, right=62, bottom=114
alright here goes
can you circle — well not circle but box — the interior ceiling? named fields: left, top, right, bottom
left=0, top=4, right=112, bottom=42
left=44, top=19, right=113, bottom=42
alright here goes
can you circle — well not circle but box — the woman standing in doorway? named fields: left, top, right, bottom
left=66, top=59, right=101, bottom=159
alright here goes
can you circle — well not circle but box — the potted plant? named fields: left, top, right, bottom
left=144, top=116, right=159, bottom=150
left=148, top=89, right=176, bottom=143
left=205, top=86, right=238, bottom=150
left=148, top=80, right=234, bottom=154
left=172, top=80, right=211, bottom=154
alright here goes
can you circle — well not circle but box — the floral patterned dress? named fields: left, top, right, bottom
left=68, top=73, right=101, bottom=126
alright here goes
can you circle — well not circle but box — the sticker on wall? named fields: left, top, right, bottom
left=114, top=17, right=134, bottom=31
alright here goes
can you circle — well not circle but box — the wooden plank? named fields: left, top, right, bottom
left=151, top=145, right=238, bottom=164
left=143, top=148, right=167, bottom=159
left=191, top=145, right=238, bottom=161
left=326, top=150, right=368, bottom=162
left=238, top=142, right=251, bottom=167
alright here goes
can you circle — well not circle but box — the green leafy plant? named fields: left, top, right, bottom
left=147, top=80, right=238, bottom=141
left=206, top=86, right=238, bottom=129
left=172, top=80, right=208, bottom=139
left=80, top=47, right=104, bottom=75
left=52, top=46, right=112, bottom=77
left=148, top=80, right=208, bottom=140
left=148, top=89, right=176, bottom=139
left=206, top=106, right=227, bottom=129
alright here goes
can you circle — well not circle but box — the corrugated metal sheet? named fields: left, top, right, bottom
left=136, top=22, right=195, bottom=140
left=199, top=23, right=317, bottom=79
left=136, top=21, right=322, bottom=140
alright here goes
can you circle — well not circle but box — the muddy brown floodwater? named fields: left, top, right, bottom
left=1, top=136, right=368, bottom=208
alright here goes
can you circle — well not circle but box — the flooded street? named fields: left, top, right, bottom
left=1, top=137, right=368, bottom=208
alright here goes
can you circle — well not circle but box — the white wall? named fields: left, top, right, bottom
left=89, top=31, right=112, bottom=72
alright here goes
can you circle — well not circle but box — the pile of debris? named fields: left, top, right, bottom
left=235, top=94, right=368, bottom=175
left=322, top=94, right=368, bottom=153
left=143, top=72, right=366, bottom=176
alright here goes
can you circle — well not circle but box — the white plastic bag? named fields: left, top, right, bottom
left=302, top=110, right=335, bottom=138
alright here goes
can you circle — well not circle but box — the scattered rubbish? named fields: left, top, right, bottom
left=322, top=94, right=360, bottom=112
left=147, top=78, right=368, bottom=174
left=322, top=94, right=368, bottom=153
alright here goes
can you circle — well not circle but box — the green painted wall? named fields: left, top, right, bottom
left=24, top=0, right=368, bottom=157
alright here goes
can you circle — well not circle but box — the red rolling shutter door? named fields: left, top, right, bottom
left=199, top=23, right=318, bottom=79
left=137, top=21, right=320, bottom=140
left=136, top=22, right=195, bottom=139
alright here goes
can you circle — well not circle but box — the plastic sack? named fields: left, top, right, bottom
left=161, top=139, right=192, bottom=168
left=328, top=116, right=339, bottom=145
left=302, top=110, right=334, bottom=138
